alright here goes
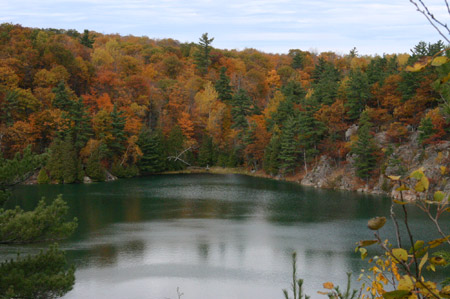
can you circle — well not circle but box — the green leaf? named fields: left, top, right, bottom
left=434, top=191, right=445, bottom=202
left=414, top=240, right=425, bottom=250
left=431, top=56, right=449, bottom=66
left=396, top=185, right=409, bottom=191
left=367, top=217, right=387, bottom=230
left=392, top=248, right=408, bottom=262
left=382, top=290, right=411, bottom=299
left=410, top=168, right=424, bottom=180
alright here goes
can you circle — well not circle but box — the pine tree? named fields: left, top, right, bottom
left=198, top=135, right=217, bottom=167
left=263, top=133, right=281, bottom=175
left=418, top=116, right=435, bottom=146
left=291, top=51, right=304, bottom=69
left=85, top=145, right=106, bottom=181
left=0, top=152, right=76, bottom=298
left=298, top=107, right=325, bottom=167
left=166, top=125, right=186, bottom=171
left=312, top=63, right=340, bottom=106
left=345, top=68, right=371, bottom=120
left=215, top=67, right=232, bottom=103
left=279, top=117, right=299, bottom=174
left=194, top=33, right=214, bottom=75
left=352, top=110, right=378, bottom=180
left=80, top=29, right=94, bottom=48
left=52, top=81, right=73, bottom=111
left=63, top=97, right=92, bottom=151
left=47, top=137, right=80, bottom=184
left=231, top=88, right=252, bottom=131
left=137, top=129, right=166, bottom=173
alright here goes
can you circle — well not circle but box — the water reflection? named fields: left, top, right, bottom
left=4, top=174, right=449, bottom=299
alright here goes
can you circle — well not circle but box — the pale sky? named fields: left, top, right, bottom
left=1, top=0, right=448, bottom=55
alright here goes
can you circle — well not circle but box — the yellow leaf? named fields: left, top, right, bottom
left=317, top=291, right=329, bottom=295
left=358, top=240, right=378, bottom=247
left=420, top=176, right=429, bottom=190
left=441, top=166, right=447, bottom=175
left=388, top=175, right=401, bottom=181
left=392, top=248, right=408, bottom=262
left=415, top=181, right=425, bottom=192
left=418, top=252, right=428, bottom=272
left=360, top=248, right=368, bottom=260
left=398, top=275, right=415, bottom=291
left=406, top=62, right=428, bottom=72
left=393, top=199, right=408, bottom=205
left=323, top=282, right=334, bottom=289
left=431, top=56, right=449, bottom=66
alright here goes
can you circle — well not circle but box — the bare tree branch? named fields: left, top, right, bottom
left=410, top=0, right=450, bottom=44
left=167, top=147, right=193, bottom=166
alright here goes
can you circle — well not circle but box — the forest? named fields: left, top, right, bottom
left=0, top=23, right=449, bottom=184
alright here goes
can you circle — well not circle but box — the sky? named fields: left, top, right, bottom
left=1, top=0, right=448, bottom=55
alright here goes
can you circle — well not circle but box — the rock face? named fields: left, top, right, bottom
left=83, top=176, right=93, bottom=184
left=298, top=132, right=450, bottom=197
left=105, top=170, right=118, bottom=182
left=301, top=156, right=333, bottom=188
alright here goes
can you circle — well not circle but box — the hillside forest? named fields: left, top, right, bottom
left=0, top=24, right=449, bottom=184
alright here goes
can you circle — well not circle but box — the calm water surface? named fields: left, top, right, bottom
left=3, top=174, right=447, bottom=299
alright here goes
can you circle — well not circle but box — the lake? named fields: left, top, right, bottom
left=2, top=174, right=447, bottom=298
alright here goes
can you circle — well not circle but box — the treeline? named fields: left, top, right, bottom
left=0, top=24, right=449, bottom=182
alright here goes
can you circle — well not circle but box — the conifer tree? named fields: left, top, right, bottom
left=279, top=117, right=299, bottom=174
left=345, top=68, right=371, bottom=120
left=418, top=116, right=435, bottom=146
left=137, top=129, right=166, bottom=173
left=194, top=33, right=214, bottom=75
left=231, top=89, right=252, bottom=131
left=63, top=97, right=92, bottom=152
left=198, top=135, right=217, bottom=167
left=215, top=67, right=233, bottom=103
left=312, top=63, right=340, bottom=106
left=85, top=145, right=106, bottom=181
left=80, top=29, right=94, bottom=48
left=52, top=81, right=72, bottom=111
left=166, top=125, right=186, bottom=170
left=263, top=133, right=281, bottom=175
left=352, top=110, right=378, bottom=180
left=0, top=149, right=76, bottom=298
left=47, top=137, right=81, bottom=184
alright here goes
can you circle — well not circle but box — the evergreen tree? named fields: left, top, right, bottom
left=52, top=81, right=72, bottom=111
left=352, top=110, right=378, bottom=180
left=231, top=88, right=252, bottom=131
left=291, top=51, right=304, bottom=70
left=215, top=67, right=233, bottom=103
left=0, top=151, right=76, bottom=298
left=418, top=116, right=435, bottom=146
left=194, top=33, right=214, bottom=75
left=271, top=81, right=305, bottom=127
left=85, top=145, right=106, bottom=181
left=62, top=97, right=92, bottom=152
left=166, top=125, right=186, bottom=171
left=298, top=107, right=325, bottom=166
left=37, top=168, right=50, bottom=184
left=80, top=29, right=94, bottom=48
left=198, top=135, right=217, bottom=167
left=0, top=90, right=19, bottom=126
left=47, top=137, right=81, bottom=184
left=345, top=68, right=371, bottom=120
left=137, top=129, right=166, bottom=173
left=311, top=63, right=340, bottom=106
left=279, top=117, right=299, bottom=174
left=263, top=133, right=281, bottom=175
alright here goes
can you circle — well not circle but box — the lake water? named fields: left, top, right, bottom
left=3, top=174, right=448, bottom=298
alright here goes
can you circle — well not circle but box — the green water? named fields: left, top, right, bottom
left=2, top=174, right=447, bottom=298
